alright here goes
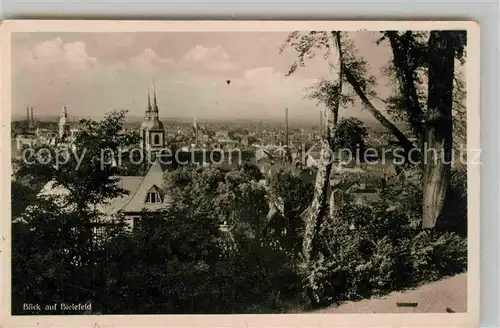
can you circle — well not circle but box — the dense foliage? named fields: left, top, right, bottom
left=12, top=158, right=309, bottom=314
left=12, top=35, right=469, bottom=313
left=333, top=117, right=368, bottom=155
left=268, top=170, right=314, bottom=256
left=302, top=170, right=467, bottom=306
left=12, top=162, right=467, bottom=314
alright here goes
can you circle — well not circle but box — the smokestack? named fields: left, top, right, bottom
left=194, top=116, right=199, bottom=146
left=319, top=110, right=323, bottom=136
left=285, top=107, right=289, bottom=146
left=30, top=107, right=34, bottom=123
left=26, top=106, right=29, bottom=122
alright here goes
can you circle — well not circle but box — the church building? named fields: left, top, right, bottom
left=36, top=85, right=172, bottom=232
left=34, top=83, right=255, bottom=236
left=140, top=84, right=166, bottom=153
left=59, top=105, right=71, bottom=139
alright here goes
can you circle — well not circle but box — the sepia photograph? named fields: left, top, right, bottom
left=1, top=20, right=480, bottom=327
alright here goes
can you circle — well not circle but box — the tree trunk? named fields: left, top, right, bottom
left=386, top=31, right=425, bottom=144
left=422, top=31, right=455, bottom=229
left=302, top=32, right=342, bottom=264
left=344, top=67, right=416, bottom=158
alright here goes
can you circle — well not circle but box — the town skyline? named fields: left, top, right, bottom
left=12, top=31, right=394, bottom=122
left=6, top=20, right=476, bottom=324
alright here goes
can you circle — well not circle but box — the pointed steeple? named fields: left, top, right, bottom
left=140, top=80, right=166, bottom=151
left=146, top=88, right=152, bottom=118
left=152, top=79, right=158, bottom=112
left=148, top=89, right=152, bottom=110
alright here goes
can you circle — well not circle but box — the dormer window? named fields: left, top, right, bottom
left=146, top=191, right=162, bottom=203
left=145, top=185, right=163, bottom=204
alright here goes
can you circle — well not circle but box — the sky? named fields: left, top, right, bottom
left=11, top=31, right=394, bottom=123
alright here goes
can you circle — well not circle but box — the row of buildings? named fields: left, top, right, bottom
left=14, top=105, right=80, bottom=151
left=18, top=85, right=398, bottom=236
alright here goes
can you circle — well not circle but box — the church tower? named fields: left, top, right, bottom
left=140, top=82, right=166, bottom=152
left=59, top=105, right=71, bottom=139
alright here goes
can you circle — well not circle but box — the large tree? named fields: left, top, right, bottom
left=282, top=32, right=417, bottom=159
left=12, top=110, right=140, bottom=313
left=421, top=31, right=456, bottom=228
left=281, top=30, right=466, bottom=231
left=291, top=32, right=344, bottom=270
left=333, top=117, right=368, bottom=155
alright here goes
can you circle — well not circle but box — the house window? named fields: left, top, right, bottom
left=95, top=226, right=105, bottom=238
left=146, top=191, right=162, bottom=203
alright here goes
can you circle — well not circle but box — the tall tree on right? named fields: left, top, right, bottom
left=422, top=31, right=456, bottom=229
left=282, top=30, right=467, bottom=230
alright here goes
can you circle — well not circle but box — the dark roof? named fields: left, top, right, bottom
left=38, top=176, right=145, bottom=217
left=99, top=176, right=144, bottom=215
left=141, top=118, right=165, bottom=131
left=38, top=158, right=173, bottom=217
left=121, top=159, right=171, bottom=213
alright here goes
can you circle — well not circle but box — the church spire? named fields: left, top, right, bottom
left=148, top=90, right=151, bottom=109
left=147, top=89, right=152, bottom=114
left=152, top=79, right=158, bottom=112
left=140, top=81, right=166, bottom=151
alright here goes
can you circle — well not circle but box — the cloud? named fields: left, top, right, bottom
left=13, top=37, right=321, bottom=120
left=32, top=38, right=63, bottom=61
left=243, top=66, right=283, bottom=83
left=24, top=38, right=177, bottom=76
left=128, top=48, right=174, bottom=73
left=28, top=37, right=97, bottom=71
left=182, top=66, right=322, bottom=120
left=62, top=42, right=98, bottom=69
left=182, top=45, right=237, bottom=71
left=183, top=45, right=228, bottom=62
left=240, top=66, right=314, bottom=93
left=206, top=61, right=238, bottom=71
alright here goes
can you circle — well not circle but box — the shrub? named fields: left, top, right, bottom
left=436, top=170, right=468, bottom=237
left=302, top=172, right=468, bottom=306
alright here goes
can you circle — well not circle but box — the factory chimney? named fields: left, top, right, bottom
left=285, top=107, right=289, bottom=146
left=319, top=110, right=323, bottom=136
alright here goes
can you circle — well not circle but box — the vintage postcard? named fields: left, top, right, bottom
left=1, top=20, right=480, bottom=327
